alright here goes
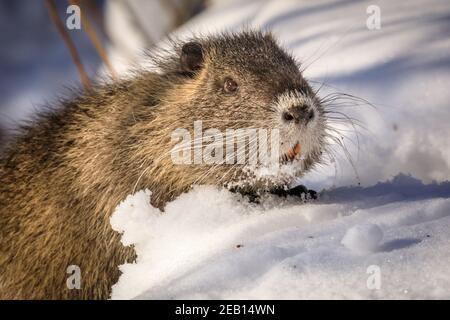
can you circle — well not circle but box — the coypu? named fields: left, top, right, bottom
left=0, top=31, right=328, bottom=299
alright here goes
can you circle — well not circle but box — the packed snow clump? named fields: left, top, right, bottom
left=341, top=224, right=384, bottom=254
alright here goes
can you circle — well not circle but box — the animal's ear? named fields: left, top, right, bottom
left=180, top=42, right=203, bottom=74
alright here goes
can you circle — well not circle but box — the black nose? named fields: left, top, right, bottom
left=282, top=105, right=315, bottom=124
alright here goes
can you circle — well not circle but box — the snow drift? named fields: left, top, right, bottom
left=110, top=175, right=450, bottom=299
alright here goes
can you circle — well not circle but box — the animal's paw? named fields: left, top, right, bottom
left=229, top=185, right=318, bottom=204
left=270, top=185, right=318, bottom=201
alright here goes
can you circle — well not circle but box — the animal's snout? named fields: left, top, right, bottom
left=282, top=104, right=315, bottom=125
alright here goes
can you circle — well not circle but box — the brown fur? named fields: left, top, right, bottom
left=0, top=31, right=326, bottom=299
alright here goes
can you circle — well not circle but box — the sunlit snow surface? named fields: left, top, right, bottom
left=111, top=175, right=450, bottom=299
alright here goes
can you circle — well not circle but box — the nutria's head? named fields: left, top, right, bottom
left=139, top=31, right=327, bottom=197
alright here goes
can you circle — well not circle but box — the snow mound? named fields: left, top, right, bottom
left=341, top=223, right=383, bottom=254
left=110, top=175, right=450, bottom=299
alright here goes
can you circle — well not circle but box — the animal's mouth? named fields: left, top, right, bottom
left=281, top=142, right=301, bottom=163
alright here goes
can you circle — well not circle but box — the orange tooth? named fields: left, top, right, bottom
left=293, top=143, right=301, bottom=156
left=287, top=143, right=301, bottom=160
left=282, top=143, right=302, bottom=162
left=287, top=149, right=294, bottom=159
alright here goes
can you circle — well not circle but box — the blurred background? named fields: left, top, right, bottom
left=1, top=0, right=449, bottom=190
left=0, top=0, right=205, bottom=138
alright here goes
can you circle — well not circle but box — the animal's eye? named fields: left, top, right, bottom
left=223, top=77, right=238, bottom=93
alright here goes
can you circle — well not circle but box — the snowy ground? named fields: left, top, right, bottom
left=108, top=0, right=450, bottom=299
left=111, top=175, right=450, bottom=299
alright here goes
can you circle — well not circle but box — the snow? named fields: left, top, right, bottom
left=110, top=175, right=450, bottom=299
left=341, top=223, right=384, bottom=254
left=108, top=0, right=450, bottom=300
